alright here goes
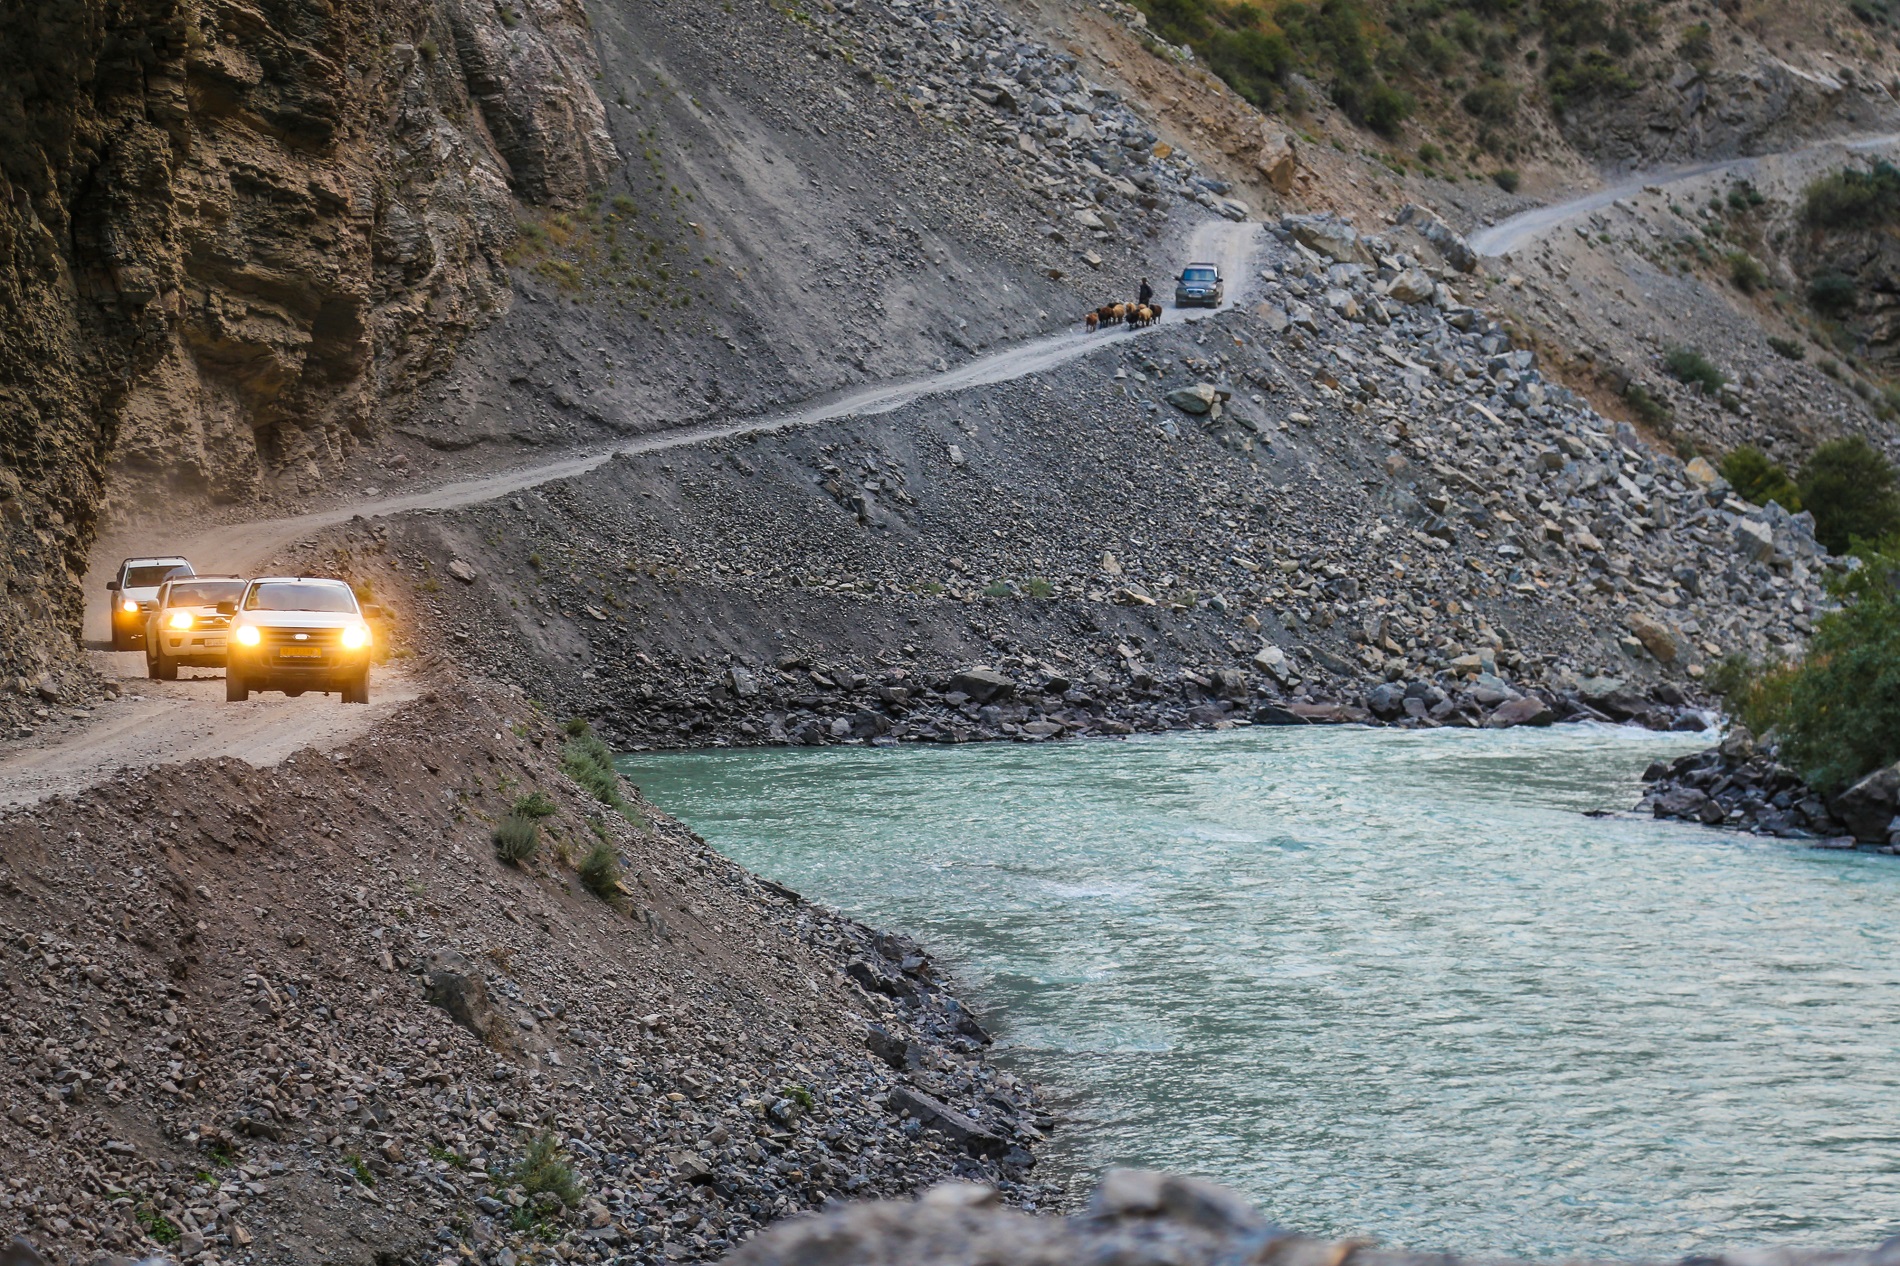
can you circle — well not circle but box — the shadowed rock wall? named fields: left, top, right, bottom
left=0, top=0, right=611, bottom=698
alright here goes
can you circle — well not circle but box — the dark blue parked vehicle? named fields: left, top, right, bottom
left=1174, top=262, right=1224, bottom=308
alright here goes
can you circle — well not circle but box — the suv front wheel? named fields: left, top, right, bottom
left=226, top=669, right=250, bottom=703
left=147, top=647, right=178, bottom=681
left=341, top=668, right=370, bottom=705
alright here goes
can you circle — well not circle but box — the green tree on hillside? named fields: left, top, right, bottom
left=1720, top=550, right=1900, bottom=794
left=1719, top=446, right=1800, bottom=512
left=1798, top=436, right=1900, bottom=556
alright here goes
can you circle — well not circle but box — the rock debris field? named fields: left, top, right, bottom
left=306, top=209, right=1838, bottom=756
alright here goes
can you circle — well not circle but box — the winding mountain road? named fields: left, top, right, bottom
left=2, top=219, right=1261, bottom=807
left=1470, top=131, right=1900, bottom=257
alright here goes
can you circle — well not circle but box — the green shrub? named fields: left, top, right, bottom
left=1024, top=576, right=1056, bottom=599
left=1546, top=50, right=1639, bottom=112
left=512, top=790, right=558, bottom=819
left=1677, top=21, right=1714, bottom=67
left=1726, top=550, right=1900, bottom=793
left=1417, top=141, right=1443, bottom=165
left=508, top=1133, right=585, bottom=1209
left=1798, top=435, right=1900, bottom=555
left=562, top=720, right=635, bottom=817
left=1767, top=336, right=1805, bottom=360
left=1802, top=161, right=1900, bottom=231
left=578, top=839, right=623, bottom=901
left=1623, top=382, right=1672, bottom=430
left=1461, top=78, right=1517, bottom=123
left=1727, top=251, right=1768, bottom=293
left=493, top=812, right=541, bottom=866
left=1718, top=446, right=1801, bottom=511
left=1492, top=168, right=1521, bottom=193
left=1133, top=0, right=1292, bottom=108
left=1808, top=271, right=1859, bottom=318
left=1663, top=347, right=1724, bottom=395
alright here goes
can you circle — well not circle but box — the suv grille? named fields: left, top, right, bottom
left=258, top=623, right=340, bottom=650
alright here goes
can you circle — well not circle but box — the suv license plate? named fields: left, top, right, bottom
left=279, top=646, right=322, bottom=659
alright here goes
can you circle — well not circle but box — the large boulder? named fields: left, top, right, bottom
left=1485, top=696, right=1554, bottom=728
left=1626, top=612, right=1680, bottom=664
left=1166, top=383, right=1219, bottom=415
left=1685, top=456, right=1722, bottom=488
left=1734, top=517, right=1775, bottom=562
left=1365, top=681, right=1406, bottom=721
left=887, top=1087, right=1008, bottom=1158
left=1396, top=204, right=1477, bottom=272
left=1281, top=213, right=1370, bottom=265
left=419, top=949, right=509, bottom=1048
left=1386, top=268, right=1436, bottom=305
left=1252, top=643, right=1291, bottom=684
left=1257, top=129, right=1300, bottom=195
left=1830, top=762, right=1900, bottom=843
left=945, top=667, right=1015, bottom=705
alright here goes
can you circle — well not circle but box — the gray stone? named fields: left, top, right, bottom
left=1831, top=762, right=1900, bottom=843
left=1165, top=383, right=1219, bottom=415
left=1282, top=213, right=1369, bottom=264
left=1387, top=268, right=1436, bottom=304
left=447, top=559, right=478, bottom=584
left=887, top=1086, right=1007, bottom=1157
left=1485, top=696, right=1554, bottom=728
left=945, top=667, right=1015, bottom=704
left=1734, top=517, right=1775, bottom=561
left=419, top=949, right=507, bottom=1048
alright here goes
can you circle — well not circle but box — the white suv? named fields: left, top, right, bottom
left=106, top=556, right=193, bottom=650
left=223, top=578, right=381, bottom=704
left=145, top=576, right=249, bottom=680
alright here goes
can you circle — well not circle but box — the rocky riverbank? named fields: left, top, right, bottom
left=0, top=686, right=1057, bottom=1264
left=1641, top=728, right=1900, bottom=851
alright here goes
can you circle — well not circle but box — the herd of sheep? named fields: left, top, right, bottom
left=1084, top=301, right=1161, bottom=332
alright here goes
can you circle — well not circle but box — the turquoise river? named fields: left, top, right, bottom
left=619, top=724, right=1900, bottom=1259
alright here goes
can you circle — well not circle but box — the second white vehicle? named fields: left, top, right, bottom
left=145, top=575, right=249, bottom=680
left=222, top=577, right=381, bottom=704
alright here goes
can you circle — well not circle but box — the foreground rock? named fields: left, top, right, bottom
left=727, top=1170, right=1899, bottom=1266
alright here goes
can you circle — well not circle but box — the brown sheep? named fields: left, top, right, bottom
left=1106, top=302, right=1126, bottom=325
left=1085, top=311, right=1099, bottom=332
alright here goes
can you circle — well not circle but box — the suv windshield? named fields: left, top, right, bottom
left=1182, top=268, right=1217, bottom=283
left=124, top=564, right=190, bottom=588
left=166, top=579, right=248, bottom=607
left=244, top=582, right=358, bottom=613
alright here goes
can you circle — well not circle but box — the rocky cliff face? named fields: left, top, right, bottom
left=0, top=0, right=612, bottom=697
left=1559, top=54, right=1900, bottom=172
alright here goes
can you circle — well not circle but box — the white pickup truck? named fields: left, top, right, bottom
left=105, top=556, right=193, bottom=651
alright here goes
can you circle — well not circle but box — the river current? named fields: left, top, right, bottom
left=621, top=725, right=1900, bottom=1258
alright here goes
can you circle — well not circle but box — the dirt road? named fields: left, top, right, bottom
left=8, top=219, right=1259, bottom=808
left=0, top=664, right=423, bottom=808
left=1470, top=131, right=1900, bottom=257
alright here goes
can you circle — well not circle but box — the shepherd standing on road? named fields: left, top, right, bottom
left=1138, top=277, right=1154, bottom=307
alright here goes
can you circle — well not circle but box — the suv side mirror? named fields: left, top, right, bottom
left=105, top=579, right=119, bottom=591
left=216, top=600, right=237, bottom=616
left=361, top=605, right=386, bottom=621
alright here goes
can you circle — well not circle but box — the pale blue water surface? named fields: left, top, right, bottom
left=620, top=726, right=1900, bottom=1258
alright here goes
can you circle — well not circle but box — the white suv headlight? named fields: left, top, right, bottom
left=341, top=623, right=371, bottom=650
left=234, top=625, right=261, bottom=647
left=168, top=610, right=194, bottom=631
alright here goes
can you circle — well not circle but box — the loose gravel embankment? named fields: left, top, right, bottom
left=0, top=687, right=1057, bottom=1264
